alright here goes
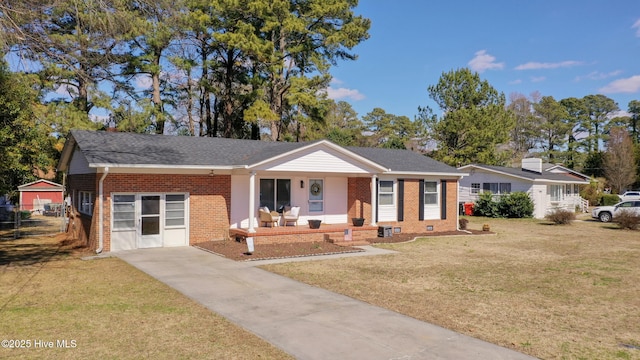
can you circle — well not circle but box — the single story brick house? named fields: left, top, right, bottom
left=57, top=130, right=465, bottom=252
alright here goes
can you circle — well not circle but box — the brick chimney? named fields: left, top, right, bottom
left=522, top=158, right=542, bottom=174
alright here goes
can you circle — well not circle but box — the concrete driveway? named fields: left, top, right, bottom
left=116, top=246, right=536, bottom=360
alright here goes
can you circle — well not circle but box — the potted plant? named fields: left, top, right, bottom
left=308, top=219, right=322, bottom=229
left=351, top=217, right=365, bottom=227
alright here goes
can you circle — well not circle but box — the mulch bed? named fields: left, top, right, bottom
left=196, top=229, right=491, bottom=261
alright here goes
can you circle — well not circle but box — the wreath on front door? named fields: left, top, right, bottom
left=310, top=182, right=322, bottom=196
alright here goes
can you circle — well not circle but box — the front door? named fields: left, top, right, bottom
left=139, top=195, right=162, bottom=248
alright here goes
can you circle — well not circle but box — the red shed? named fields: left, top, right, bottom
left=18, top=179, right=64, bottom=214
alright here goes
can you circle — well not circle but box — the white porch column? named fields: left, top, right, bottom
left=370, top=174, right=377, bottom=226
left=248, top=171, right=256, bottom=233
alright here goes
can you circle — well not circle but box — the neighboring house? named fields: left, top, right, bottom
left=57, top=130, right=465, bottom=252
left=542, top=163, right=592, bottom=182
left=18, top=179, right=64, bottom=213
left=458, top=158, right=590, bottom=219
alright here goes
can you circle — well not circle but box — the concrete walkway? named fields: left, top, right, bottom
left=116, top=246, right=537, bottom=360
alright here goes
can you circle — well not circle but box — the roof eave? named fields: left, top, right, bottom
left=385, top=171, right=465, bottom=178
left=458, top=164, right=535, bottom=181
left=17, top=179, right=63, bottom=189
left=88, top=163, right=240, bottom=170
left=532, top=179, right=590, bottom=184
left=56, top=133, right=77, bottom=172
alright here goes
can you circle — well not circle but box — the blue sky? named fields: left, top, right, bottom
left=327, top=1, right=640, bottom=119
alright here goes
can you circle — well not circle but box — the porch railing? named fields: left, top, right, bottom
left=579, top=197, right=589, bottom=213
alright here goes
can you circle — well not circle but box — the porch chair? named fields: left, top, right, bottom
left=258, top=207, right=280, bottom=227
left=282, top=206, right=300, bottom=226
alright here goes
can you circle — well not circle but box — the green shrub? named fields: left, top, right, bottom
left=473, top=192, right=499, bottom=217
left=601, top=194, right=621, bottom=206
left=497, top=192, right=534, bottom=218
left=579, top=180, right=599, bottom=206
left=474, top=192, right=534, bottom=218
left=8, top=210, right=31, bottom=221
left=614, top=210, right=640, bottom=230
left=545, top=209, right=576, bottom=224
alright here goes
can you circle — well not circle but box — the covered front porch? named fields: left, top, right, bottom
left=229, top=222, right=382, bottom=246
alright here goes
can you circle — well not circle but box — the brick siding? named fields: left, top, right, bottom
left=67, top=173, right=231, bottom=252
left=347, top=178, right=372, bottom=223
left=68, top=173, right=458, bottom=251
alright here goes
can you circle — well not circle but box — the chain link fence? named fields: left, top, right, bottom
left=0, top=204, right=66, bottom=239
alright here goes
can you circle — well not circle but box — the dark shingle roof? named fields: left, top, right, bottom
left=467, top=164, right=588, bottom=182
left=68, top=130, right=463, bottom=175
left=70, top=130, right=306, bottom=167
left=346, top=146, right=460, bottom=173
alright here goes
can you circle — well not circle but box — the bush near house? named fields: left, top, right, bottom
left=600, top=194, right=621, bottom=206
left=474, top=192, right=534, bottom=218
left=614, top=210, right=640, bottom=230
left=545, top=209, right=576, bottom=225
left=8, top=210, right=31, bottom=221
left=498, top=192, right=534, bottom=218
left=473, top=192, right=499, bottom=217
left=579, top=180, right=600, bottom=206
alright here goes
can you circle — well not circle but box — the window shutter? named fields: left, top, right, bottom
left=419, top=179, right=425, bottom=221
left=397, top=179, right=404, bottom=221
left=441, top=180, right=447, bottom=220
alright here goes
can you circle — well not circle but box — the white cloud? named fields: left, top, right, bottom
left=574, top=70, right=622, bottom=81
left=468, top=50, right=504, bottom=73
left=326, top=87, right=365, bottom=101
left=135, top=75, right=153, bottom=89
left=330, top=78, right=344, bottom=85
left=633, top=18, right=640, bottom=37
left=55, top=84, right=73, bottom=96
left=531, top=76, right=546, bottom=83
left=599, top=75, right=640, bottom=93
left=612, top=110, right=631, bottom=118
left=515, top=60, right=582, bottom=70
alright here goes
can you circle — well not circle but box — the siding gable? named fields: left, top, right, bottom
left=69, top=147, right=94, bottom=175
left=255, top=146, right=377, bottom=173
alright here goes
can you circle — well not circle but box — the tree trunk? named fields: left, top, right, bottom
left=152, top=54, right=164, bottom=134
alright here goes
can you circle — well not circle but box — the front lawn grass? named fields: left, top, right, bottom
left=0, top=227, right=292, bottom=359
left=262, top=217, right=640, bottom=360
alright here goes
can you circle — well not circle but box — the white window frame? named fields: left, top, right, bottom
left=378, top=180, right=395, bottom=206
left=112, top=194, right=136, bottom=231
left=470, top=183, right=480, bottom=194
left=165, top=193, right=186, bottom=228
left=78, top=191, right=94, bottom=215
left=482, top=183, right=511, bottom=195
left=424, top=181, right=439, bottom=206
left=549, top=185, right=563, bottom=202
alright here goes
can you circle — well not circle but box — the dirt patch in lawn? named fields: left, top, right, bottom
left=196, top=229, right=490, bottom=261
